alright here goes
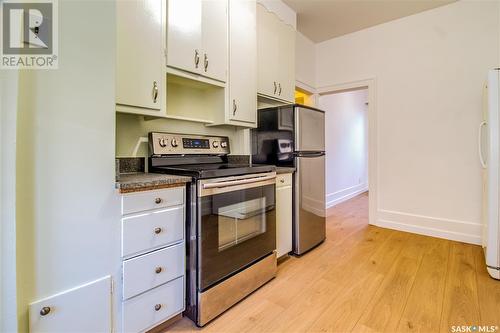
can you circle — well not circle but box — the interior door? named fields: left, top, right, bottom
left=229, top=0, right=257, bottom=123
left=294, top=154, right=326, bottom=255
left=201, top=0, right=228, bottom=82
left=116, top=0, right=163, bottom=110
left=295, top=107, right=325, bottom=152
left=167, top=0, right=202, bottom=74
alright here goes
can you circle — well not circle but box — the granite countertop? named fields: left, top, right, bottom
left=276, top=166, right=296, bottom=174
left=116, top=173, right=192, bottom=193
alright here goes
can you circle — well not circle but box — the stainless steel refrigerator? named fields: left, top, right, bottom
left=252, top=104, right=326, bottom=255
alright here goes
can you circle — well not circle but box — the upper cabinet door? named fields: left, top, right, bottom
left=256, top=3, right=296, bottom=102
left=257, top=4, right=279, bottom=98
left=278, top=22, right=295, bottom=103
left=167, top=0, right=203, bottom=74
left=117, top=0, right=164, bottom=110
left=201, top=0, right=228, bottom=82
left=229, top=0, right=257, bottom=124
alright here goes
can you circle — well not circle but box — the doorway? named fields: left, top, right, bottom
left=316, top=79, right=377, bottom=226
left=320, top=87, right=369, bottom=212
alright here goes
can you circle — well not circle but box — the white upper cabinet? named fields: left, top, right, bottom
left=167, top=0, right=203, bottom=75
left=278, top=20, right=295, bottom=103
left=228, top=0, right=257, bottom=125
left=167, top=0, right=228, bottom=82
left=202, top=0, right=228, bottom=82
left=257, top=4, right=279, bottom=98
left=256, top=3, right=295, bottom=103
left=116, top=0, right=165, bottom=114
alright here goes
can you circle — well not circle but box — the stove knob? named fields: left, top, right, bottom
left=212, top=141, right=219, bottom=148
left=220, top=141, right=228, bottom=148
left=159, top=138, right=167, bottom=147
left=171, top=138, right=178, bottom=147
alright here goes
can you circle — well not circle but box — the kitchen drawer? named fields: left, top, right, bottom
left=122, top=276, right=184, bottom=333
left=121, top=187, right=184, bottom=215
left=122, top=206, right=184, bottom=258
left=276, top=173, right=292, bottom=188
left=122, top=243, right=185, bottom=300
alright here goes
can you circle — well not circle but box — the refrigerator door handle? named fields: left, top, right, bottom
left=479, top=120, right=487, bottom=169
left=294, top=151, right=326, bottom=158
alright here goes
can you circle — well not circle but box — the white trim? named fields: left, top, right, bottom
left=316, top=78, right=378, bottom=227
left=0, top=70, right=18, bottom=333
left=327, top=183, right=368, bottom=208
left=375, top=209, right=482, bottom=245
left=256, top=0, right=296, bottom=29
left=295, top=80, right=316, bottom=94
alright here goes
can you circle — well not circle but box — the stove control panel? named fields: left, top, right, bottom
left=149, top=132, right=230, bottom=155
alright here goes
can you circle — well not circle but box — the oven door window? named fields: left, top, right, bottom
left=199, top=184, right=276, bottom=290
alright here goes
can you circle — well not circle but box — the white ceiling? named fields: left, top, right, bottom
left=283, top=0, right=455, bottom=43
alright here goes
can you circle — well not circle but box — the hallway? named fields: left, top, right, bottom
left=168, top=193, right=500, bottom=333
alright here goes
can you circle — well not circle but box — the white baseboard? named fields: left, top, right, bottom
left=374, top=209, right=482, bottom=245
left=326, top=183, right=368, bottom=208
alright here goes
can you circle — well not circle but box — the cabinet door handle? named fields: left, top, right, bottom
left=204, top=53, right=209, bottom=72
left=233, top=99, right=237, bottom=115
left=278, top=83, right=282, bottom=96
left=273, top=81, right=277, bottom=94
left=154, top=304, right=162, bottom=311
left=152, top=81, right=158, bottom=103
left=40, top=307, right=51, bottom=316
left=194, top=49, right=200, bottom=68
left=155, top=266, right=163, bottom=274
left=154, top=227, right=162, bottom=234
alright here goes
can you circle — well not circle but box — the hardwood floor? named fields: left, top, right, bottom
left=167, top=192, right=500, bottom=333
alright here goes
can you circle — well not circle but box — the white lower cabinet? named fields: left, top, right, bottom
left=29, top=276, right=112, bottom=333
left=122, top=243, right=185, bottom=300
left=120, top=185, right=186, bottom=333
left=276, top=173, right=293, bottom=258
left=122, top=277, right=184, bottom=333
left=121, top=205, right=184, bottom=258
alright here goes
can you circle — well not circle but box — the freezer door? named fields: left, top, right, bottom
left=295, top=106, right=325, bottom=152
left=294, top=153, right=326, bottom=255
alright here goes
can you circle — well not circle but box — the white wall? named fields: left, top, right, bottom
left=320, top=89, right=368, bottom=208
left=0, top=71, right=19, bottom=333
left=15, top=1, right=119, bottom=331
left=296, top=31, right=316, bottom=91
left=315, top=0, right=499, bottom=244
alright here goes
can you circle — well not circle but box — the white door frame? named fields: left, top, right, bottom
left=316, top=78, right=378, bottom=226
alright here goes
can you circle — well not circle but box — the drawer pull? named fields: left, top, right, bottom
left=40, top=307, right=51, bottom=316
left=154, top=304, right=162, bottom=311
left=155, top=267, right=163, bottom=274
left=154, top=198, right=163, bottom=204
left=280, top=179, right=285, bottom=183
left=154, top=227, right=162, bottom=234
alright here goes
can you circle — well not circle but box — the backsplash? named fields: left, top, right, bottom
left=116, top=113, right=251, bottom=158
left=115, top=157, right=145, bottom=174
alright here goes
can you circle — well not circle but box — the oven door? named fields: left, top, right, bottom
left=198, top=172, right=276, bottom=290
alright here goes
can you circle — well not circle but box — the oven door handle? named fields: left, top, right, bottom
left=202, top=175, right=276, bottom=189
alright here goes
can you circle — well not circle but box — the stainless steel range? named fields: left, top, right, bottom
left=148, top=132, right=277, bottom=327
